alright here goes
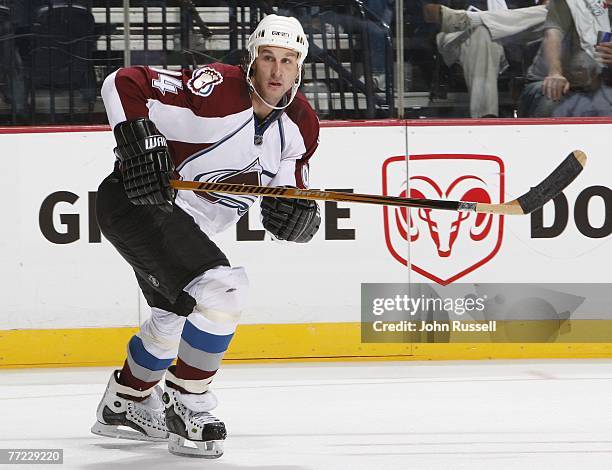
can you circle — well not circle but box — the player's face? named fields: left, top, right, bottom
left=252, top=46, right=299, bottom=105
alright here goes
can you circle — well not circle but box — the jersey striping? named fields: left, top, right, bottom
left=101, top=63, right=319, bottom=236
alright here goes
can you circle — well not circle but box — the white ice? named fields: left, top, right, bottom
left=1, top=360, right=612, bottom=470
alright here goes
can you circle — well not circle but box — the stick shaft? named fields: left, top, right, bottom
left=169, top=179, right=465, bottom=211
left=169, top=150, right=586, bottom=215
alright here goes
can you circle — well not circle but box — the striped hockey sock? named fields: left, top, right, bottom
left=169, top=312, right=236, bottom=393
left=118, top=335, right=175, bottom=398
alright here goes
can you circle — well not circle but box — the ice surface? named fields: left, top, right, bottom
left=1, top=360, right=612, bottom=469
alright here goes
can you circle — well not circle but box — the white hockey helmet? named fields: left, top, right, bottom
left=246, top=14, right=309, bottom=110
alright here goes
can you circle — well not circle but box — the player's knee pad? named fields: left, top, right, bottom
left=186, top=266, right=249, bottom=324
left=138, top=307, right=186, bottom=353
left=140, top=285, right=197, bottom=318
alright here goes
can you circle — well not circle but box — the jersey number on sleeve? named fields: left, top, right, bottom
left=152, top=73, right=183, bottom=96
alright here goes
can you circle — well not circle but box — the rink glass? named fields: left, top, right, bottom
left=2, top=0, right=607, bottom=125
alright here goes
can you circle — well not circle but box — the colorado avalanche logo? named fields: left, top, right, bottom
left=194, top=159, right=263, bottom=215
left=187, top=66, right=223, bottom=97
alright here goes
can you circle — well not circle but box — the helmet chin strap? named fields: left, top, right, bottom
left=246, top=63, right=301, bottom=111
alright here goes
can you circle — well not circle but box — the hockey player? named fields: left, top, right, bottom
left=90, top=14, right=320, bottom=458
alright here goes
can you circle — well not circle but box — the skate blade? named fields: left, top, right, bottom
left=91, top=421, right=168, bottom=442
left=167, top=433, right=224, bottom=459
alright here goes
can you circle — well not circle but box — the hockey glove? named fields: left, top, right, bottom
left=113, top=118, right=175, bottom=214
left=260, top=192, right=321, bottom=243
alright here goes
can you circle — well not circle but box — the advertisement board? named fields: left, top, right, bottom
left=1, top=120, right=610, bottom=365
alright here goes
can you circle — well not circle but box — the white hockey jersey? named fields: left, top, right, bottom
left=101, top=63, right=319, bottom=236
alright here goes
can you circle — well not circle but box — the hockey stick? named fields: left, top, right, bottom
left=170, top=150, right=586, bottom=215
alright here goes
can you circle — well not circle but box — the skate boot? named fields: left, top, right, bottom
left=163, top=386, right=226, bottom=458
left=91, top=370, right=168, bottom=442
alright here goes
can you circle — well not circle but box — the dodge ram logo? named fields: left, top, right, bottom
left=383, top=154, right=505, bottom=285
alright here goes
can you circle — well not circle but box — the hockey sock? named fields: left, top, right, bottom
left=118, top=335, right=174, bottom=398
left=171, top=312, right=236, bottom=394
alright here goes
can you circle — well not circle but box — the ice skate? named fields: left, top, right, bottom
left=163, top=387, right=226, bottom=458
left=91, top=370, right=168, bottom=442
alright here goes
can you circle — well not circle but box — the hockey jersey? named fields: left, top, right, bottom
left=101, top=63, right=319, bottom=236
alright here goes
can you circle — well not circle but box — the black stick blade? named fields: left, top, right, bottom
left=516, top=150, right=587, bottom=214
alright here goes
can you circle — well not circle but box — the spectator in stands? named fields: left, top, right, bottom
left=275, top=2, right=325, bottom=33
left=275, top=1, right=394, bottom=92
left=0, top=1, right=28, bottom=119
left=0, top=0, right=97, bottom=121
left=520, top=0, right=612, bottom=117
left=424, top=1, right=548, bottom=117
left=364, top=0, right=394, bottom=91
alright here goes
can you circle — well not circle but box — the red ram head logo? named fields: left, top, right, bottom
left=382, top=154, right=505, bottom=285
left=395, top=175, right=494, bottom=257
